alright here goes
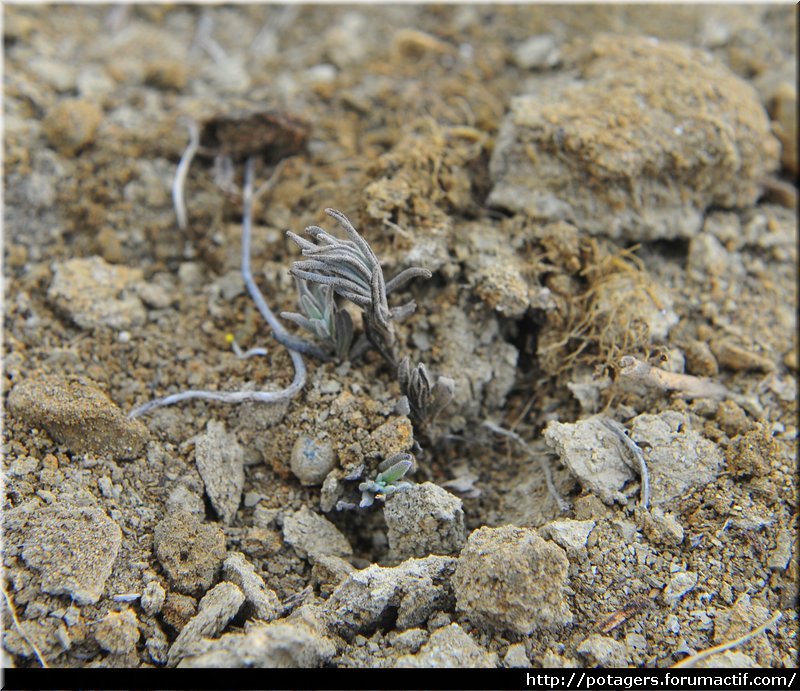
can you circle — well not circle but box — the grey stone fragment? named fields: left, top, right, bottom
left=395, top=623, right=497, bottom=668
left=311, top=554, right=355, bottom=597
left=7, top=375, right=147, bottom=459
left=178, top=618, right=336, bottom=668
left=694, top=650, right=759, bottom=668
left=282, top=506, right=352, bottom=561
left=194, top=420, right=245, bottom=525
left=153, top=511, right=226, bottom=595
left=662, top=571, right=698, bottom=605
left=222, top=552, right=280, bottom=622
left=543, top=417, right=635, bottom=505
left=768, top=527, right=793, bottom=570
left=488, top=35, right=779, bottom=241
left=513, top=35, right=560, bottom=69
left=290, top=435, right=336, bottom=486
left=10, top=502, right=121, bottom=605
left=384, top=482, right=466, bottom=559
left=453, top=526, right=572, bottom=635
left=168, top=582, right=245, bottom=666
left=166, top=470, right=205, bottom=517
left=539, top=519, right=596, bottom=554
left=140, top=581, right=166, bottom=616
left=323, top=556, right=456, bottom=640
left=48, top=256, right=146, bottom=330
left=577, top=634, right=630, bottom=667
left=93, top=609, right=140, bottom=654
left=645, top=507, right=685, bottom=546
left=503, top=642, right=531, bottom=668
left=630, top=412, right=723, bottom=505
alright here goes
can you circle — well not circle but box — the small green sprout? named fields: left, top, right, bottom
left=358, top=453, right=414, bottom=508
left=280, top=279, right=355, bottom=361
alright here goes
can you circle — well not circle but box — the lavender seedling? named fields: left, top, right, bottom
left=358, top=453, right=414, bottom=508
left=286, top=209, right=431, bottom=366
left=398, top=357, right=455, bottom=427
left=280, top=279, right=355, bottom=361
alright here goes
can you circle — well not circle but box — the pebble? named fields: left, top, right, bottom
left=222, top=552, right=280, bottom=622
left=93, top=609, right=140, bottom=654
left=577, top=634, right=629, bottom=667
left=8, top=502, right=122, bottom=605
left=161, top=593, right=197, bottom=632
left=167, top=582, right=245, bottom=666
left=323, top=555, right=456, bottom=639
left=384, top=482, right=466, bottom=560
left=178, top=618, right=336, bottom=668
left=140, top=581, right=166, bottom=617
left=513, top=34, right=560, bottom=69
left=395, top=623, right=498, bottom=668
left=290, top=435, right=336, bottom=487
left=194, top=420, right=245, bottom=525
left=539, top=519, right=596, bottom=553
left=282, top=506, right=352, bottom=561
left=488, top=35, right=779, bottom=241
left=7, top=374, right=148, bottom=459
left=41, top=98, right=103, bottom=155
left=153, top=511, right=226, bottom=596
left=662, top=571, right=698, bottom=605
left=453, top=526, right=572, bottom=634
left=48, top=256, right=147, bottom=332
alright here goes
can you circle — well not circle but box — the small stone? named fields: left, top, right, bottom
left=577, top=634, right=629, bottom=667
left=194, top=420, right=245, bottom=525
left=711, top=339, right=776, bottom=373
left=513, top=34, right=560, bottom=70
left=290, top=435, right=336, bottom=487
left=662, top=571, right=698, bottom=605
left=42, top=98, right=103, bottom=155
left=395, top=623, right=497, bottom=668
left=283, top=507, right=352, bottom=561
left=168, top=582, right=245, bottom=666
left=539, top=519, right=596, bottom=553
left=384, top=482, right=466, bottom=560
left=166, top=471, right=206, bottom=517
left=222, top=552, right=280, bottom=622
left=453, top=526, right=572, bottom=635
left=768, top=527, right=793, bottom=571
left=489, top=35, right=779, bottom=241
left=694, top=650, right=758, bottom=668
left=161, top=593, right=198, bottom=632
left=544, top=417, right=635, bottom=504
left=48, top=256, right=146, bottom=332
left=725, top=424, right=778, bottom=479
left=323, top=556, right=456, bottom=639
left=367, top=416, right=414, bottom=458
left=153, top=511, right=226, bottom=596
left=93, top=609, right=140, bottom=654
left=310, top=554, right=355, bottom=598
left=140, top=581, right=166, bottom=617
left=630, top=411, right=723, bottom=505
left=684, top=340, right=719, bottom=377
left=504, top=642, right=531, bottom=668
left=9, top=502, right=122, bottom=605
left=7, top=375, right=148, bottom=459
left=178, top=618, right=336, bottom=668
left=144, top=59, right=189, bottom=91
left=643, top=507, right=684, bottom=546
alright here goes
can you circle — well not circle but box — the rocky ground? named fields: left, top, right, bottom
left=2, top=4, right=797, bottom=670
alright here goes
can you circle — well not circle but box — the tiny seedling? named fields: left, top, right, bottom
left=398, top=357, right=455, bottom=427
left=286, top=209, right=431, bottom=366
left=358, top=453, right=414, bottom=508
left=280, top=279, right=355, bottom=361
